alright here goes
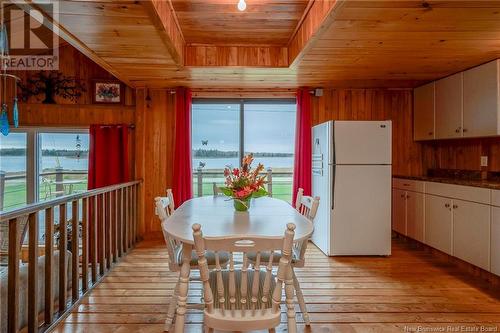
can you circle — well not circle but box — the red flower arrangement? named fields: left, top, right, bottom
left=219, top=154, right=268, bottom=211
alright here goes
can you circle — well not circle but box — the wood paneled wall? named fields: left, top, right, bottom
left=311, top=88, right=423, bottom=177
left=135, top=88, right=176, bottom=238
left=13, top=43, right=135, bottom=105
left=422, top=138, right=500, bottom=172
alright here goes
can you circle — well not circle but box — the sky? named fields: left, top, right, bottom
left=192, top=102, right=296, bottom=153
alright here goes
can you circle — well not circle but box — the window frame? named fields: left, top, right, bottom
left=1, top=126, right=89, bottom=209
left=192, top=98, right=296, bottom=166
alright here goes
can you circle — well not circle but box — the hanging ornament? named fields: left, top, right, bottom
left=75, top=134, right=82, bottom=160
left=0, top=24, right=9, bottom=54
left=13, top=97, right=18, bottom=128
left=0, top=103, right=10, bottom=136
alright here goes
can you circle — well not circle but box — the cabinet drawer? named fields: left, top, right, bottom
left=392, top=178, right=424, bottom=192
left=425, top=182, right=490, bottom=205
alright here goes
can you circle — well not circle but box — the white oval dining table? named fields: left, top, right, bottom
left=161, top=195, right=314, bottom=333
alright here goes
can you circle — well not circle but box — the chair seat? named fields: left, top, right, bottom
left=209, top=269, right=276, bottom=310
left=175, top=246, right=230, bottom=268
left=247, top=248, right=301, bottom=265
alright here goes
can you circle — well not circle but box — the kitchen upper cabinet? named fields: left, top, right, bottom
left=491, top=207, right=500, bottom=276
left=392, top=189, right=406, bottom=235
left=425, top=195, right=453, bottom=255
left=435, top=73, right=463, bottom=139
left=414, top=82, right=435, bottom=141
left=452, top=200, right=490, bottom=270
left=463, top=60, right=500, bottom=138
left=406, top=191, right=424, bottom=242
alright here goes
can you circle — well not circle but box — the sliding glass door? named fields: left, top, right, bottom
left=191, top=99, right=296, bottom=201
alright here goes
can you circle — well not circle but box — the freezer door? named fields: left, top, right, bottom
left=331, top=165, right=392, bottom=255
left=334, top=121, right=392, bottom=165
left=311, top=122, right=332, bottom=255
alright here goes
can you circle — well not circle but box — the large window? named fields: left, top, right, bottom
left=192, top=99, right=296, bottom=202
left=0, top=129, right=89, bottom=212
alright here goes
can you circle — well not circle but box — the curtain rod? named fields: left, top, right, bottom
left=97, top=124, right=135, bottom=129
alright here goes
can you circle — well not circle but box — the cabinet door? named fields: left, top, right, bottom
left=491, top=207, right=500, bottom=276
left=463, top=60, right=499, bottom=137
left=406, top=191, right=425, bottom=242
left=453, top=200, right=490, bottom=270
left=392, top=189, right=406, bottom=235
left=425, top=195, right=453, bottom=254
left=435, top=73, right=463, bottom=139
left=414, top=82, right=435, bottom=141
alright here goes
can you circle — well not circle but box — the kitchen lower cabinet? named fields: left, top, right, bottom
left=392, top=189, right=406, bottom=235
left=425, top=195, right=453, bottom=255
left=491, top=207, right=500, bottom=276
left=406, top=192, right=425, bottom=242
left=452, top=200, right=490, bottom=270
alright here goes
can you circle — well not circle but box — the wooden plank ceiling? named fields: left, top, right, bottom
left=19, top=0, right=500, bottom=89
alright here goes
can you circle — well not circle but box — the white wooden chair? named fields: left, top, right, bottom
left=155, top=190, right=230, bottom=331
left=212, top=183, right=224, bottom=196
left=247, top=188, right=320, bottom=325
left=192, top=223, right=297, bottom=333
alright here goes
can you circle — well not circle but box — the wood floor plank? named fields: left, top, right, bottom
left=52, top=239, right=500, bottom=332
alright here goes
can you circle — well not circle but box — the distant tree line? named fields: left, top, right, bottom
left=0, top=148, right=88, bottom=157
left=192, top=149, right=292, bottom=158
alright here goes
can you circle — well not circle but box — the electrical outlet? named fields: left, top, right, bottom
left=481, top=155, right=488, bottom=167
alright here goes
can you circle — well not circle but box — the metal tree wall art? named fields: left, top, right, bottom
left=18, top=71, right=86, bottom=104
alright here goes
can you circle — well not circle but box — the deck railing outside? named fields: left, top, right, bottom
left=0, top=169, right=88, bottom=211
left=0, top=180, right=140, bottom=333
left=193, top=167, right=294, bottom=202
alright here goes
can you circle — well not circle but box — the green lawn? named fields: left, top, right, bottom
left=1, top=174, right=88, bottom=211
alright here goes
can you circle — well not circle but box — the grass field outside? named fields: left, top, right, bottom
left=1, top=173, right=88, bottom=211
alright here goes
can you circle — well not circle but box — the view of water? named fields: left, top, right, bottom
left=0, top=156, right=89, bottom=173
left=192, top=156, right=294, bottom=170
left=0, top=156, right=293, bottom=173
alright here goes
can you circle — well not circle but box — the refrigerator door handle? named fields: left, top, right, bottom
left=331, top=164, right=335, bottom=210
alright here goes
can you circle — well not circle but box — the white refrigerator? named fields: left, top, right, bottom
left=312, top=120, right=392, bottom=256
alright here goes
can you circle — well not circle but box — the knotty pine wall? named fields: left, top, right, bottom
left=135, top=88, right=176, bottom=238
left=311, top=88, right=423, bottom=176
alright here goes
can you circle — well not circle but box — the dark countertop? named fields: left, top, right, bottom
left=393, top=175, right=500, bottom=190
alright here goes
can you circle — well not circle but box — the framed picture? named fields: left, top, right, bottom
left=92, top=80, right=123, bottom=104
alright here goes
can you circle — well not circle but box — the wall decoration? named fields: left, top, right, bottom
left=92, top=80, right=123, bottom=104
left=18, top=71, right=85, bottom=104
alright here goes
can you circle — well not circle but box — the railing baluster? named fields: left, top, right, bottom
left=110, top=190, right=117, bottom=263
left=81, top=197, right=89, bottom=292
left=99, top=193, right=105, bottom=275
left=117, top=188, right=123, bottom=258
left=128, top=186, right=133, bottom=248
left=71, top=200, right=79, bottom=301
left=106, top=192, right=112, bottom=269
left=133, top=184, right=137, bottom=244
left=28, top=213, right=39, bottom=333
left=8, top=218, right=20, bottom=333
left=44, top=207, right=54, bottom=325
left=124, top=187, right=129, bottom=252
left=59, top=203, right=67, bottom=312
left=114, top=189, right=119, bottom=261
left=91, top=195, right=98, bottom=283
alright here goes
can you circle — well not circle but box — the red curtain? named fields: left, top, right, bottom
left=88, top=124, right=130, bottom=189
left=173, top=87, right=193, bottom=206
left=292, top=88, right=312, bottom=205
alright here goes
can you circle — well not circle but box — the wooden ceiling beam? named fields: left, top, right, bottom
left=143, top=0, right=185, bottom=66
left=287, top=0, right=347, bottom=68
left=13, top=0, right=135, bottom=87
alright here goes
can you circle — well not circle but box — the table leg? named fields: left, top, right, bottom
left=174, top=243, right=192, bottom=333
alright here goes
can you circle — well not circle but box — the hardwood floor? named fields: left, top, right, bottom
left=52, top=238, right=500, bottom=333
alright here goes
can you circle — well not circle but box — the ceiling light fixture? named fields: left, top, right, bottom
left=237, top=0, right=246, bottom=11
